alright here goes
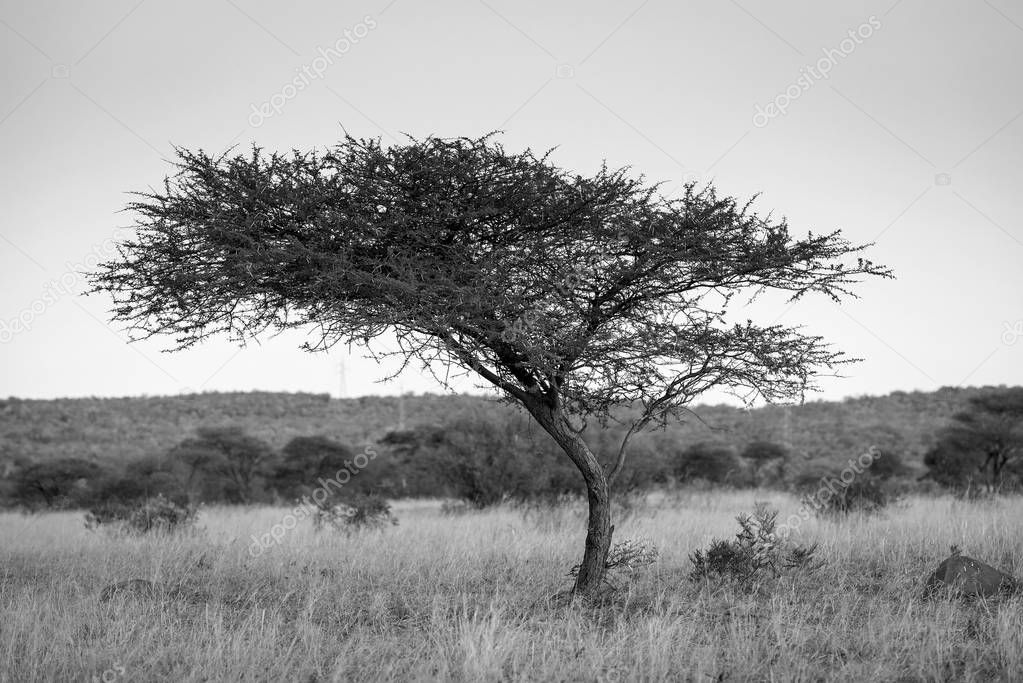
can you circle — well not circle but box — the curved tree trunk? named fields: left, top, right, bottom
left=574, top=468, right=612, bottom=595
left=527, top=402, right=613, bottom=597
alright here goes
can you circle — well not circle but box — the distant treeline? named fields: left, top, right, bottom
left=2, top=385, right=1021, bottom=509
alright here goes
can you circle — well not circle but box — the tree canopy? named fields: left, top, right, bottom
left=93, top=134, right=889, bottom=423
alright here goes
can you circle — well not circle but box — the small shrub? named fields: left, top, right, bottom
left=690, top=504, right=822, bottom=588
left=312, top=494, right=398, bottom=532
left=604, top=538, right=660, bottom=573
left=311, top=502, right=354, bottom=530
left=84, top=495, right=197, bottom=534
left=792, top=462, right=893, bottom=516
left=569, top=538, right=659, bottom=582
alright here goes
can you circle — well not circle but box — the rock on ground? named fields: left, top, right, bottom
left=924, top=551, right=1020, bottom=599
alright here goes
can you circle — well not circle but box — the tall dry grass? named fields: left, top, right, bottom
left=1, top=491, right=1021, bottom=681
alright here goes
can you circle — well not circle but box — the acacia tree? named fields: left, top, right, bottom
left=11, top=457, right=103, bottom=509
left=740, top=440, right=788, bottom=487
left=272, top=435, right=356, bottom=498
left=90, top=133, right=891, bottom=597
left=171, top=427, right=273, bottom=503
left=170, top=435, right=228, bottom=500
left=925, top=389, right=1023, bottom=492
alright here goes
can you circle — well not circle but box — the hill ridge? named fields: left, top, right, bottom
left=0, top=385, right=1015, bottom=469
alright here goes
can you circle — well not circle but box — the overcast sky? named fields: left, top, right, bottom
left=1, top=0, right=1021, bottom=405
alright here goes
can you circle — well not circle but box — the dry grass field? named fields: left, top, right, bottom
left=2, top=491, right=1022, bottom=682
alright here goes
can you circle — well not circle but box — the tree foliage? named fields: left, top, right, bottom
left=91, top=133, right=889, bottom=424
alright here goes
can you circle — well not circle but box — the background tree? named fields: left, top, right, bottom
left=93, top=455, right=185, bottom=505
left=272, top=435, right=356, bottom=499
left=740, top=440, right=788, bottom=487
left=170, top=427, right=274, bottom=503
left=863, top=424, right=910, bottom=480
left=674, top=442, right=745, bottom=486
left=590, top=428, right=674, bottom=493
left=922, top=440, right=982, bottom=493
left=424, top=412, right=532, bottom=508
left=11, top=457, right=103, bottom=509
left=924, top=388, right=1023, bottom=492
left=416, top=410, right=578, bottom=507
left=89, top=133, right=891, bottom=597
left=169, top=434, right=229, bottom=502
left=376, top=426, right=450, bottom=497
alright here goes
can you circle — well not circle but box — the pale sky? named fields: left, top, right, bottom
left=1, top=0, right=1021, bottom=404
